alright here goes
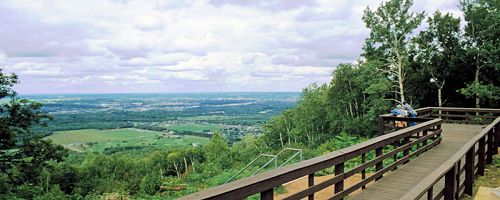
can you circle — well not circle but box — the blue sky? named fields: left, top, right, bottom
left=0, top=0, right=462, bottom=94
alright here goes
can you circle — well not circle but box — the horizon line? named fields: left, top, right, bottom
left=18, top=91, right=302, bottom=96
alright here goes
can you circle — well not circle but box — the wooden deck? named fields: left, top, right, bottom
left=350, top=123, right=484, bottom=200
left=180, top=107, right=499, bottom=200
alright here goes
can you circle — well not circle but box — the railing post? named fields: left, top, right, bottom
left=308, top=173, right=314, bottom=200
left=378, top=117, right=384, bottom=135
left=487, top=131, right=494, bottom=164
left=444, top=164, right=457, bottom=200
left=334, top=162, right=344, bottom=200
left=494, top=124, right=499, bottom=154
left=465, top=148, right=474, bottom=196
left=423, top=130, right=428, bottom=146
left=375, top=147, right=383, bottom=181
left=437, top=124, right=442, bottom=137
left=361, top=153, right=366, bottom=189
left=403, top=136, right=410, bottom=164
left=261, top=188, right=274, bottom=200
left=455, top=160, right=461, bottom=200
left=393, top=141, right=399, bottom=170
left=427, top=187, right=433, bottom=200
left=478, top=137, right=486, bottom=176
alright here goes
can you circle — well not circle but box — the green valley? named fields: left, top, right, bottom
left=45, top=128, right=209, bottom=153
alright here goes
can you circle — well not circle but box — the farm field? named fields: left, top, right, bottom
left=44, top=128, right=209, bottom=153
left=166, top=123, right=222, bottom=133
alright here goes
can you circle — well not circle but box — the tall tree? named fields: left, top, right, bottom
left=204, top=130, right=229, bottom=167
left=459, top=0, right=500, bottom=108
left=327, top=62, right=390, bottom=136
left=362, top=0, right=425, bottom=104
left=0, top=69, right=67, bottom=196
left=413, top=11, right=463, bottom=108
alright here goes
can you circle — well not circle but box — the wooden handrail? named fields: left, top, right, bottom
left=179, top=119, right=443, bottom=200
left=428, top=107, right=500, bottom=113
left=399, top=116, right=500, bottom=200
left=180, top=107, right=500, bottom=200
left=379, top=107, right=500, bottom=134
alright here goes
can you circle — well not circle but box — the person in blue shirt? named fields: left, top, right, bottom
left=403, top=101, right=417, bottom=126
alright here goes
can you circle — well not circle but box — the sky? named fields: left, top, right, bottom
left=0, top=0, right=463, bottom=94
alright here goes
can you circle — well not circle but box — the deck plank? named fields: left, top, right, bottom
left=349, top=123, right=482, bottom=200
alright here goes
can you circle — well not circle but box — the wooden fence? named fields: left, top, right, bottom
left=180, top=119, right=443, bottom=200
left=378, top=107, right=500, bottom=135
left=180, top=107, right=500, bottom=200
left=399, top=113, right=500, bottom=200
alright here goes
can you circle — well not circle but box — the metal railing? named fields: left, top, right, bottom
left=225, top=148, right=303, bottom=184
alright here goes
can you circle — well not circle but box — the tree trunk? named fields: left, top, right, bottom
left=438, top=87, right=443, bottom=117
left=173, top=162, right=180, bottom=178
left=279, top=131, right=284, bottom=148
left=475, top=67, right=480, bottom=109
left=398, top=61, right=405, bottom=103
left=190, top=157, right=196, bottom=172
left=183, top=157, right=189, bottom=174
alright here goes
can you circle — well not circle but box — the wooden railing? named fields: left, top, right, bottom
left=399, top=116, right=500, bottom=200
left=180, top=107, right=500, bottom=200
left=379, top=107, right=500, bottom=134
left=179, top=119, right=443, bottom=200
left=429, top=107, right=500, bottom=124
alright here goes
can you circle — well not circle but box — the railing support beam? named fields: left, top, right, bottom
left=427, top=187, right=433, bottom=200
left=478, top=137, right=486, bottom=176
left=308, top=173, right=314, bottom=200
left=465, top=148, right=474, bottom=196
left=444, top=164, right=457, bottom=200
left=378, top=117, right=385, bottom=135
left=375, top=147, right=383, bottom=181
left=334, top=162, right=344, bottom=200
left=403, top=136, right=410, bottom=164
left=261, top=188, right=274, bottom=200
left=494, top=124, right=499, bottom=154
left=487, top=131, right=494, bottom=164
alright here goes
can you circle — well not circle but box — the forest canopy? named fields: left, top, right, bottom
left=0, top=0, right=498, bottom=199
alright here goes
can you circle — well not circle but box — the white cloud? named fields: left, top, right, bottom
left=0, top=0, right=463, bottom=93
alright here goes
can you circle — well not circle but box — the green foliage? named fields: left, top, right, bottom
left=459, top=81, right=500, bottom=101
left=328, top=62, right=391, bottom=136
left=459, top=0, right=500, bottom=107
left=362, top=0, right=424, bottom=60
left=362, top=0, right=425, bottom=103
left=261, top=61, right=390, bottom=148
left=3, top=0, right=500, bottom=199
left=0, top=70, right=68, bottom=199
left=204, top=131, right=229, bottom=167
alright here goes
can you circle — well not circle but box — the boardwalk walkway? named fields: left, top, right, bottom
left=350, top=123, right=483, bottom=200
left=179, top=107, right=499, bottom=200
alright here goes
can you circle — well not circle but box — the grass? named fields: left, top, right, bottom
left=45, top=128, right=209, bottom=153
left=166, top=123, right=221, bottom=133
left=463, top=154, right=500, bottom=200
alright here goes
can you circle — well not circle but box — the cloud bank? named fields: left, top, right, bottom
left=0, top=0, right=462, bottom=94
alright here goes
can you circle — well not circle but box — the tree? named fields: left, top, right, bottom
left=261, top=109, right=295, bottom=148
left=459, top=0, right=500, bottom=108
left=292, top=84, right=329, bottom=145
left=0, top=69, right=67, bottom=197
left=204, top=130, right=229, bottom=167
left=327, top=62, right=390, bottom=136
left=413, top=11, right=463, bottom=108
left=362, top=0, right=425, bottom=104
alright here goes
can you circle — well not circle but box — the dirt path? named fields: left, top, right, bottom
left=275, top=173, right=370, bottom=200
left=63, top=144, right=84, bottom=153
